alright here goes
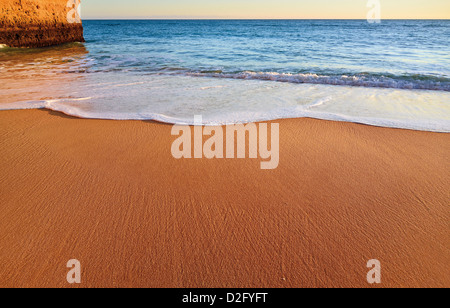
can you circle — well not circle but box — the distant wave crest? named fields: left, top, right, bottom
left=186, top=71, right=450, bottom=92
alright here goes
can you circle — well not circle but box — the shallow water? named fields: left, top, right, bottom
left=0, top=20, right=449, bottom=131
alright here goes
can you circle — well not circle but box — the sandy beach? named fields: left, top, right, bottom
left=0, top=109, right=448, bottom=288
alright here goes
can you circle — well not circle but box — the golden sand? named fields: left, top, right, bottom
left=0, top=109, right=448, bottom=288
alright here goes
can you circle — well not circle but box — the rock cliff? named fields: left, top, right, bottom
left=0, top=0, right=84, bottom=48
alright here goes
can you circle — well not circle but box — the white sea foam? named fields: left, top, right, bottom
left=305, top=96, right=333, bottom=109
left=0, top=74, right=449, bottom=132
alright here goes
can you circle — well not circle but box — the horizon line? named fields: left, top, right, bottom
left=82, top=18, right=450, bottom=20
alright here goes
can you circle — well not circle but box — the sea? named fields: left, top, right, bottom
left=0, top=20, right=449, bottom=131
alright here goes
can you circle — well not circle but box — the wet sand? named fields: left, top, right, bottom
left=0, top=109, right=448, bottom=288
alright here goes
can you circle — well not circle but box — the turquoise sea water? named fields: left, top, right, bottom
left=1, top=20, right=449, bottom=131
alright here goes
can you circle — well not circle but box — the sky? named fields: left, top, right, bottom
left=82, top=0, right=450, bottom=19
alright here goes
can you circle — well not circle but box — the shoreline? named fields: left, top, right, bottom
left=0, top=109, right=449, bottom=288
left=0, top=106, right=448, bottom=133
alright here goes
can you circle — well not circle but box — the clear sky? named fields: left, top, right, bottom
left=82, top=0, right=450, bottom=20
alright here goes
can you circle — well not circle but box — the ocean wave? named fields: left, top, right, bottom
left=186, top=71, right=450, bottom=92
left=1, top=99, right=448, bottom=133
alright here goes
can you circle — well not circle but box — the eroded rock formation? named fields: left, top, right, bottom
left=0, top=0, right=84, bottom=48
